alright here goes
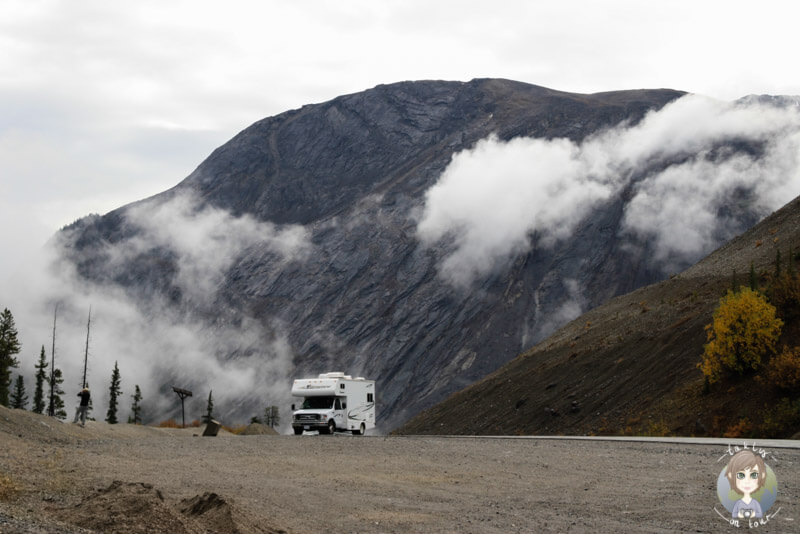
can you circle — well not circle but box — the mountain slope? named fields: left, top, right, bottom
left=55, top=79, right=798, bottom=430
left=397, top=194, right=800, bottom=436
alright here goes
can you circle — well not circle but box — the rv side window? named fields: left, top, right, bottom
left=335, top=398, right=342, bottom=410
left=367, top=393, right=374, bottom=403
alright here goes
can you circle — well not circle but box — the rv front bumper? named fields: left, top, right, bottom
left=292, top=422, right=328, bottom=431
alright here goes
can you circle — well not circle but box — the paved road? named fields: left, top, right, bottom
left=420, top=434, right=800, bottom=449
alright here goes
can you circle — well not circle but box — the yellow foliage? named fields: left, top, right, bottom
left=642, top=420, right=671, bottom=437
left=766, top=346, right=800, bottom=391
left=723, top=418, right=753, bottom=438
left=156, top=418, right=181, bottom=428
left=699, top=288, right=783, bottom=383
left=156, top=418, right=204, bottom=428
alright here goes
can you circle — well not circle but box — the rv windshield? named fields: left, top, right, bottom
left=301, top=397, right=334, bottom=410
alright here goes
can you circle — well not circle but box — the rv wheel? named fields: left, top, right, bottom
left=327, top=420, right=336, bottom=435
left=293, top=427, right=303, bottom=435
left=352, top=422, right=366, bottom=436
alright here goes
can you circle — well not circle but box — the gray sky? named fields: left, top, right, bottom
left=2, top=0, right=800, bottom=420
left=2, top=0, right=800, bottom=251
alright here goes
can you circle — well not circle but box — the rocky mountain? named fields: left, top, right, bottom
left=55, top=79, right=799, bottom=430
left=397, top=193, right=800, bottom=437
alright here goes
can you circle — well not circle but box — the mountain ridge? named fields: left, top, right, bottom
left=55, top=79, right=797, bottom=430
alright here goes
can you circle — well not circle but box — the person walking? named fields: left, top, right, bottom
left=73, top=387, right=90, bottom=427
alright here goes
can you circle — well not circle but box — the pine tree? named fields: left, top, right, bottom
left=128, top=385, right=143, bottom=424
left=0, top=308, right=22, bottom=407
left=105, top=362, right=121, bottom=424
left=768, top=265, right=800, bottom=322
left=749, top=262, right=758, bottom=291
left=52, top=368, right=67, bottom=419
left=10, top=375, right=27, bottom=409
left=33, top=346, right=48, bottom=413
left=202, top=390, right=214, bottom=424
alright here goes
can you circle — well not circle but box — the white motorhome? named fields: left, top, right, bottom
left=291, top=372, right=376, bottom=435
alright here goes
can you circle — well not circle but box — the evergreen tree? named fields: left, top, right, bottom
left=105, top=361, right=121, bottom=424
left=749, top=262, right=758, bottom=291
left=10, top=375, right=27, bottom=409
left=128, top=385, right=143, bottom=424
left=0, top=308, right=22, bottom=407
left=202, top=390, right=214, bottom=424
left=768, top=264, right=800, bottom=322
left=52, top=368, right=67, bottom=419
left=33, top=345, right=48, bottom=413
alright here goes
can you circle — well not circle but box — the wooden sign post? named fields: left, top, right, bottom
left=172, top=386, right=193, bottom=428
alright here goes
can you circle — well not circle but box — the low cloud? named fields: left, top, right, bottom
left=8, top=192, right=312, bottom=427
left=119, top=193, right=311, bottom=304
left=416, top=135, right=615, bottom=286
left=416, top=94, right=800, bottom=286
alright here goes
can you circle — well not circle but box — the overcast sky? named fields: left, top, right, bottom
left=2, top=0, right=799, bottom=270
left=4, top=0, right=800, bottom=420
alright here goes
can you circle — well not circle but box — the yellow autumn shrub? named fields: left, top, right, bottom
left=700, top=288, right=783, bottom=383
left=766, top=345, right=800, bottom=391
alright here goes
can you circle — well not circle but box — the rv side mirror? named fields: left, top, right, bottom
left=342, top=401, right=347, bottom=409
left=291, top=404, right=295, bottom=411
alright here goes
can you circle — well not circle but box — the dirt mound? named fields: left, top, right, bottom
left=56, top=481, right=201, bottom=533
left=0, top=408, right=288, bottom=533
left=180, top=492, right=282, bottom=533
left=54, top=481, right=284, bottom=534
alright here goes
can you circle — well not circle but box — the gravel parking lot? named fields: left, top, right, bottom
left=1, top=409, right=798, bottom=533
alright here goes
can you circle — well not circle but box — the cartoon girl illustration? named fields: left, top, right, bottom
left=725, top=449, right=767, bottom=519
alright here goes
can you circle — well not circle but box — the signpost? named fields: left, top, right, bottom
left=172, top=386, right=193, bottom=428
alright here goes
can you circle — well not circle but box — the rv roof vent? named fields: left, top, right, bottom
left=320, top=372, right=345, bottom=378
left=355, top=377, right=365, bottom=380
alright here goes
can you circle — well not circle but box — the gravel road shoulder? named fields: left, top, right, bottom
left=1, top=407, right=798, bottom=533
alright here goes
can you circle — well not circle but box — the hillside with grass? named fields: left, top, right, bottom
left=397, top=194, right=800, bottom=438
